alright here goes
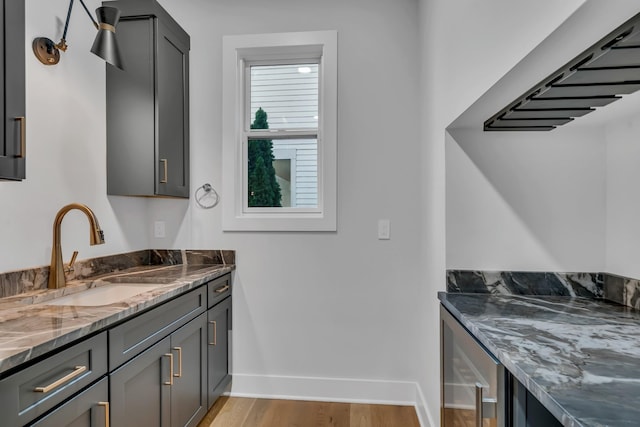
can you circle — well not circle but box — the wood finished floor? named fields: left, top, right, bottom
left=197, top=397, right=421, bottom=427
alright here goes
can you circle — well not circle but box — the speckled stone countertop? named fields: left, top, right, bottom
left=439, top=292, right=640, bottom=427
left=0, top=258, right=234, bottom=377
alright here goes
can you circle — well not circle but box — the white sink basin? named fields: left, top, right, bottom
left=46, top=283, right=160, bottom=306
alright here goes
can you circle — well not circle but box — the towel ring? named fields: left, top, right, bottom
left=194, top=183, right=219, bottom=209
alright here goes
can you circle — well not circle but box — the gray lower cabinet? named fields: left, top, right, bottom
left=0, top=0, right=26, bottom=181
left=207, top=297, right=232, bottom=408
left=110, top=312, right=207, bottom=427
left=2, top=274, right=231, bottom=426
left=105, top=0, right=190, bottom=198
left=108, top=286, right=206, bottom=369
left=30, top=378, right=109, bottom=427
left=0, top=332, right=108, bottom=426
left=110, top=335, right=171, bottom=426
left=511, top=378, right=562, bottom=427
left=170, top=312, right=207, bottom=427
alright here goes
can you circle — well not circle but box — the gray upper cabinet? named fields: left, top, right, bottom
left=0, top=0, right=26, bottom=181
left=105, top=0, right=190, bottom=198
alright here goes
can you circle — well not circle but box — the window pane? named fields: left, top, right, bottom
left=247, top=138, right=318, bottom=208
left=250, top=64, right=319, bottom=130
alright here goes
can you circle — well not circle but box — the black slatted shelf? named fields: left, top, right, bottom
left=485, top=117, right=573, bottom=131
left=582, top=47, right=640, bottom=69
left=538, top=83, right=640, bottom=98
left=503, top=109, right=593, bottom=119
left=485, top=12, right=640, bottom=131
left=521, top=97, right=619, bottom=109
left=557, top=68, right=640, bottom=85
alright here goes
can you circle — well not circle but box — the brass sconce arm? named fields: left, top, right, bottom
left=33, top=0, right=124, bottom=69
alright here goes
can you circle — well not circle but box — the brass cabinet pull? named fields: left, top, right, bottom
left=173, top=347, right=182, bottom=378
left=215, top=284, right=230, bottom=294
left=160, top=159, right=168, bottom=183
left=15, top=116, right=25, bottom=158
left=163, top=353, right=174, bottom=385
left=208, top=320, right=217, bottom=346
left=34, top=365, right=87, bottom=393
left=98, top=401, right=110, bottom=427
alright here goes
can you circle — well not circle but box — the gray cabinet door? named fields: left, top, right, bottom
left=156, top=18, right=189, bottom=198
left=0, top=0, right=25, bottom=181
left=30, top=378, right=109, bottom=427
left=105, top=17, right=156, bottom=196
left=512, top=379, right=562, bottom=427
left=207, top=297, right=232, bottom=408
left=170, top=313, right=207, bottom=427
left=109, top=335, right=172, bottom=427
left=105, top=0, right=189, bottom=197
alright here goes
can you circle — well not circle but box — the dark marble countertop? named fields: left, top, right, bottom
left=0, top=263, right=234, bottom=376
left=439, top=292, right=640, bottom=427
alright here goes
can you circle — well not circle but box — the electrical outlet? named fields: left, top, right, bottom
left=378, top=219, right=390, bottom=240
left=154, top=221, right=166, bottom=238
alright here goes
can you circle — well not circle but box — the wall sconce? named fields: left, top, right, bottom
left=33, top=0, right=124, bottom=70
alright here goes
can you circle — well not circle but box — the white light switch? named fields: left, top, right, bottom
left=154, top=221, right=166, bottom=238
left=378, top=219, right=390, bottom=240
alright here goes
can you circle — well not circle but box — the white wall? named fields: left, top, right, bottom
left=440, top=0, right=638, bottom=274
left=5, top=0, right=424, bottom=415
left=146, top=0, right=427, bottom=413
left=419, top=0, right=587, bottom=423
left=0, top=0, right=154, bottom=274
left=12, top=1, right=640, bottom=426
left=0, top=2, right=421, bottom=406
left=446, top=127, right=606, bottom=272
left=605, top=110, right=640, bottom=278
left=140, top=0, right=428, bottom=413
left=445, top=1, right=640, bottom=280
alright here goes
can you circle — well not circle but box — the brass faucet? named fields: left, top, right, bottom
left=48, top=203, right=105, bottom=289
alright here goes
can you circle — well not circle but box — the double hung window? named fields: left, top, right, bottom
left=222, top=31, right=337, bottom=231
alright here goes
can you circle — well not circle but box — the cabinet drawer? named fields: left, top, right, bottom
left=207, top=274, right=231, bottom=308
left=109, top=286, right=206, bottom=369
left=30, top=377, right=108, bottom=427
left=0, top=332, right=107, bottom=427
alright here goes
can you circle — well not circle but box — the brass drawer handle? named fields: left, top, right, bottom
left=34, top=365, right=87, bottom=393
left=98, top=401, right=110, bottom=427
left=208, top=320, right=217, bottom=346
left=163, top=353, right=174, bottom=385
left=173, top=347, right=182, bottom=378
left=15, top=116, right=26, bottom=158
left=160, top=159, right=168, bottom=183
left=214, top=284, right=230, bottom=294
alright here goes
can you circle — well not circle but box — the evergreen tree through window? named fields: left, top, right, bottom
left=248, top=108, right=282, bottom=207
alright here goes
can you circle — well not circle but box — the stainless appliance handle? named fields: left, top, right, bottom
left=476, top=383, right=483, bottom=427
left=476, top=383, right=498, bottom=426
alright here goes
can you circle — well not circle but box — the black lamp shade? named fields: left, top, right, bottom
left=90, top=6, right=124, bottom=70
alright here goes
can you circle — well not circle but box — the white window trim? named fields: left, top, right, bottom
left=222, top=31, right=337, bottom=231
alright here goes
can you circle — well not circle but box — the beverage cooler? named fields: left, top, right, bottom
left=441, top=306, right=505, bottom=427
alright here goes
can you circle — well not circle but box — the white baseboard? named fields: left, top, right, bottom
left=229, top=374, right=436, bottom=427
left=414, top=382, right=436, bottom=427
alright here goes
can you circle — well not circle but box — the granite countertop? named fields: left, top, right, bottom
left=439, top=292, right=640, bottom=427
left=0, top=262, right=234, bottom=376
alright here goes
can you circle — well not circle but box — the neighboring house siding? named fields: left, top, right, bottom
left=273, top=139, right=317, bottom=208
left=250, top=64, right=318, bottom=130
